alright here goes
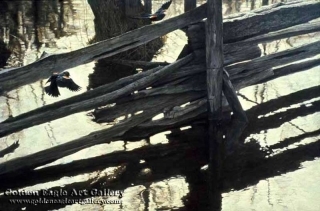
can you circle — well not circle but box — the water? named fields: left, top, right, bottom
left=0, top=0, right=320, bottom=210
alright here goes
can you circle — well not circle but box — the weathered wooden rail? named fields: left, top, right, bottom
left=1, top=1, right=320, bottom=93
left=0, top=2, right=320, bottom=206
left=206, top=0, right=226, bottom=209
left=1, top=1, right=320, bottom=138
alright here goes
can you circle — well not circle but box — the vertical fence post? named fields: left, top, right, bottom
left=206, top=0, right=224, bottom=209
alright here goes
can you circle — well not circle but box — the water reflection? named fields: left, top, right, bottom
left=0, top=0, right=95, bottom=68
left=0, top=0, right=319, bottom=211
left=1, top=88, right=319, bottom=210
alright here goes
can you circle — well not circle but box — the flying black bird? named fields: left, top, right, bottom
left=44, top=71, right=81, bottom=97
left=130, top=0, right=172, bottom=22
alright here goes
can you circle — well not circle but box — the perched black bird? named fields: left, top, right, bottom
left=130, top=0, right=172, bottom=22
left=44, top=71, right=81, bottom=97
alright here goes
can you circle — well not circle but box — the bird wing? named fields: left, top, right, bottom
left=156, top=0, right=172, bottom=13
left=45, top=73, right=59, bottom=84
left=44, top=80, right=60, bottom=97
left=58, top=77, right=81, bottom=92
left=45, top=77, right=51, bottom=84
left=129, top=1, right=171, bottom=21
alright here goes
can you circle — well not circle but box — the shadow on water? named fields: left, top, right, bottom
left=242, top=85, right=320, bottom=138
left=0, top=140, right=19, bottom=158
left=0, top=0, right=319, bottom=210
left=0, top=85, right=319, bottom=210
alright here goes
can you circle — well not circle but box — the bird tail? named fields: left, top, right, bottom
left=44, top=85, right=60, bottom=97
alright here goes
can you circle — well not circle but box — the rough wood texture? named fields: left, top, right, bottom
left=0, top=43, right=261, bottom=138
left=193, top=44, right=261, bottom=66
left=109, top=59, right=169, bottom=69
left=121, top=59, right=315, bottom=141
left=187, top=1, right=320, bottom=48
left=123, top=100, right=207, bottom=139
left=2, top=37, right=318, bottom=138
left=93, top=86, right=205, bottom=123
left=256, top=58, right=320, bottom=84
left=0, top=0, right=319, bottom=186
left=206, top=0, right=224, bottom=115
left=0, top=54, right=315, bottom=177
left=1, top=66, right=162, bottom=124
left=231, top=21, right=320, bottom=46
left=93, top=82, right=205, bottom=123
left=0, top=91, right=202, bottom=177
left=223, top=1, right=320, bottom=43
left=0, top=55, right=193, bottom=138
left=130, top=56, right=319, bottom=137
left=222, top=73, right=248, bottom=153
left=155, top=44, right=261, bottom=86
left=228, top=40, right=320, bottom=79
left=1, top=1, right=319, bottom=93
left=92, top=68, right=273, bottom=125
left=234, top=69, right=274, bottom=90
left=0, top=3, right=207, bottom=93
left=206, top=0, right=224, bottom=209
left=95, top=60, right=314, bottom=139
left=111, top=55, right=319, bottom=132
left=3, top=37, right=319, bottom=138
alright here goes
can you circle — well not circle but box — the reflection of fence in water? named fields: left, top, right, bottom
left=0, top=0, right=319, bottom=210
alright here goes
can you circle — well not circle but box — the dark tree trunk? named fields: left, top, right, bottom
left=87, top=0, right=164, bottom=88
